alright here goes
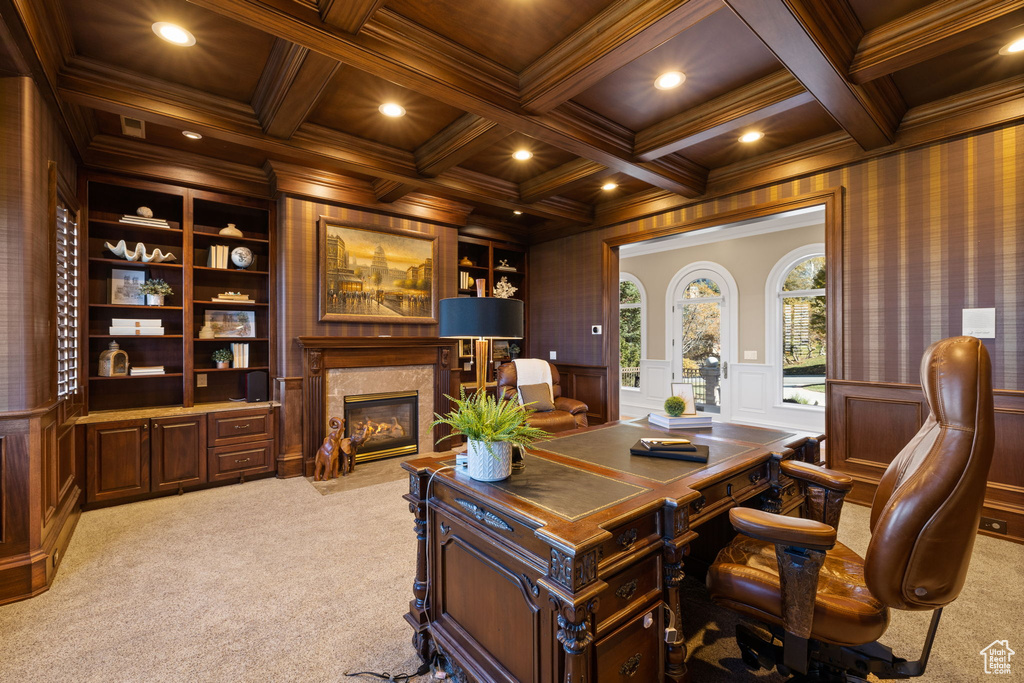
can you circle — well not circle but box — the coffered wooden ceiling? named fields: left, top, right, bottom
left=4, top=0, right=1024, bottom=241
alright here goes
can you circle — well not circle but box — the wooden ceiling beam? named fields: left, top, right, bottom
left=415, top=114, right=512, bottom=178
left=635, top=70, right=815, bottom=160
left=519, top=0, right=721, bottom=113
left=724, top=0, right=904, bottom=150
left=186, top=0, right=708, bottom=197
left=371, top=178, right=418, bottom=203
left=318, top=0, right=386, bottom=33
left=251, top=39, right=340, bottom=138
left=58, top=58, right=591, bottom=223
left=520, top=159, right=607, bottom=204
left=850, top=0, right=1024, bottom=84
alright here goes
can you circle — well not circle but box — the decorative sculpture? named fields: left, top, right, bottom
left=313, top=417, right=344, bottom=481
left=339, top=422, right=370, bottom=476
left=104, top=239, right=177, bottom=263
left=493, top=276, right=518, bottom=299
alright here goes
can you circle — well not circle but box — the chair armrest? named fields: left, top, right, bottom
left=780, top=461, right=853, bottom=527
left=729, top=508, right=836, bottom=552
left=554, top=396, right=588, bottom=415
left=780, top=460, right=853, bottom=492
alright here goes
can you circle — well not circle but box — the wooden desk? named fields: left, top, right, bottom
left=403, top=420, right=823, bottom=683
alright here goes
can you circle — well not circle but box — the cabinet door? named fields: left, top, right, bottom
left=151, top=415, right=206, bottom=491
left=86, top=419, right=150, bottom=503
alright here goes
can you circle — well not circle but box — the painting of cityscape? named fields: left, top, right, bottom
left=318, top=218, right=437, bottom=323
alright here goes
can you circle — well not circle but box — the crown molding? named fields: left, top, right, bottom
left=251, top=39, right=340, bottom=138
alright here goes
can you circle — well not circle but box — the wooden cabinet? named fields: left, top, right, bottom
left=151, top=415, right=206, bottom=492
left=208, top=440, right=274, bottom=482
left=86, top=419, right=150, bottom=503
left=207, top=408, right=273, bottom=447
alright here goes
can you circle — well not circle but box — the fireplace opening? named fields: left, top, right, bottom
left=343, top=390, right=419, bottom=462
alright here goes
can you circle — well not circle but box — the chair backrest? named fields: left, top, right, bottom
left=496, top=360, right=563, bottom=401
left=864, top=336, right=995, bottom=611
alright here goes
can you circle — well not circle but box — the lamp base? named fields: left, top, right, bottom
left=474, top=338, right=490, bottom=390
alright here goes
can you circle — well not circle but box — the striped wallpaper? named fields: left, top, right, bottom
left=530, top=122, right=1024, bottom=390
left=276, top=196, right=458, bottom=376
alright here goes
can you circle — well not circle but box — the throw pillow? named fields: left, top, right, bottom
left=519, top=383, right=555, bottom=411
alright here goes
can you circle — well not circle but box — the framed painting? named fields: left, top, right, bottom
left=318, top=217, right=438, bottom=324
left=492, top=340, right=510, bottom=361
left=109, top=268, right=146, bottom=305
left=669, top=382, right=698, bottom=416
left=204, top=310, right=256, bottom=338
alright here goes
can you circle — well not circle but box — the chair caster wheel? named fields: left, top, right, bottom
left=740, top=645, right=763, bottom=671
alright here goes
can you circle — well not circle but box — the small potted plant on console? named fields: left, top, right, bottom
left=212, top=348, right=232, bottom=369
left=140, top=278, right=173, bottom=306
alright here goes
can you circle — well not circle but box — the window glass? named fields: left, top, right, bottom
left=781, top=257, right=825, bottom=406
left=684, top=278, right=720, bottom=298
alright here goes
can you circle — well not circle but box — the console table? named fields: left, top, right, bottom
left=403, top=420, right=823, bottom=682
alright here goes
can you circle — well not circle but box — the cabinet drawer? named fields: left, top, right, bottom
left=690, top=460, right=770, bottom=524
left=208, top=439, right=274, bottom=481
left=595, top=604, right=664, bottom=683
left=598, top=511, right=659, bottom=567
left=207, top=409, right=273, bottom=447
left=594, top=552, right=661, bottom=630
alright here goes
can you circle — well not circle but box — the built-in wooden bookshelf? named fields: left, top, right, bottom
left=84, top=176, right=273, bottom=412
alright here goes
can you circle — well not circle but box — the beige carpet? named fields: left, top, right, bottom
left=0, top=470, right=1021, bottom=682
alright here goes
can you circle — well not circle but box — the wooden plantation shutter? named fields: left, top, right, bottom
left=56, top=200, right=80, bottom=398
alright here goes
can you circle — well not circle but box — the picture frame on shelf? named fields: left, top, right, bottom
left=492, top=340, right=510, bottom=362
left=204, top=310, right=256, bottom=338
left=459, top=339, right=472, bottom=358
left=317, top=217, right=438, bottom=324
left=669, top=382, right=699, bottom=416
left=109, top=268, right=146, bottom=305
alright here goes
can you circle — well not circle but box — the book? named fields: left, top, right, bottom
left=639, top=438, right=696, bottom=452
left=629, top=440, right=709, bottom=463
left=232, top=342, right=250, bottom=368
left=119, top=215, right=170, bottom=228
left=648, top=412, right=713, bottom=429
left=109, top=326, right=166, bottom=336
left=130, top=366, right=165, bottom=376
left=111, top=318, right=162, bottom=328
left=214, top=292, right=250, bottom=301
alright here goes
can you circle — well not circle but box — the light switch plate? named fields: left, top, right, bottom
left=744, top=350, right=758, bottom=360
left=549, top=351, right=557, bottom=360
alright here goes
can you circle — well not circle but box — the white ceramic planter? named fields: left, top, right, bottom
left=467, top=439, right=512, bottom=481
left=146, top=294, right=164, bottom=306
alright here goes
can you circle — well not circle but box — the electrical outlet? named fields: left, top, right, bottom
left=980, top=516, right=1007, bottom=534
left=549, top=351, right=557, bottom=360
left=197, top=373, right=208, bottom=388
left=744, top=350, right=758, bottom=360
left=591, top=325, right=602, bottom=335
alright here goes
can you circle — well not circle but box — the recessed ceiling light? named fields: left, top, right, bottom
left=513, top=210, right=523, bottom=215
left=999, top=37, right=1024, bottom=55
left=182, top=131, right=203, bottom=140
left=654, top=71, right=685, bottom=90
left=601, top=182, right=618, bottom=191
left=152, top=22, right=196, bottom=46
left=512, top=150, right=533, bottom=161
left=738, top=131, right=764, bottom=143
left=378, top=103, right=406, bottom=117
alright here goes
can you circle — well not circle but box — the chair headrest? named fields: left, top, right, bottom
left=921, top=336, right=990, bottom=431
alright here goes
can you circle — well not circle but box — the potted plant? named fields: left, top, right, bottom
left=212, top=348, right=233, bottom=369
left=140, top=278, right=173, bottom=306
left=432, top=387, right=548, bottom=481
left=509, top=343, right=520, bottom=360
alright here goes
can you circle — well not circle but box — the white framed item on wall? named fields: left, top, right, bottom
left=109, top=268, right=146, bottom=305
left=204, top=310, right=256, bottom=338
left=670, top=382, right=699, bottom=416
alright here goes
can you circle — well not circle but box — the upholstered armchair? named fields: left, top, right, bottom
left=496, top=360, right=588, bottom=433
left=707, top=336, right=995, bottom=679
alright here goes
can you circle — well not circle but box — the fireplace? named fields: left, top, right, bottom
left=343, top=390, right=419, bottom=462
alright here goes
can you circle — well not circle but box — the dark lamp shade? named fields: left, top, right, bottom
left=439, top=297, right=523, bottom=339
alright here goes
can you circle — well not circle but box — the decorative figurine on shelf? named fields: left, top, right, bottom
left=98, top=341, right=129, bottom=376
left=136, top=206, right=154, bottom=218
left=219, top=223, right=243, bottom=238
left=314, top=417, right=344, bottom=481
left=339, top=422, right=370, bottom=476
left=104, top=239, right=177, bottom=263
left=496, top=258, right=516, bottom=272
left=230, top=246, right=254, bottom=269
left=140, top=279, right=173, bottom=306
left=458, top=256, right=473, bottom=266
left=198, top=324, right=215, bottom=339
left=212, top=348, right=232, bottom=369
left=493, top=276, right=518, bottom=299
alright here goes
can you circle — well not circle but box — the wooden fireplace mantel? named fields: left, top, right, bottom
left=298, top=336, right=459, bottom=476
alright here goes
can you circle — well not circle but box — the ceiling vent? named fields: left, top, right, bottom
left=120, top=116, right=146, bottom=139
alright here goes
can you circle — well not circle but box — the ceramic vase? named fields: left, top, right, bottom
left=146, top=294, right=164, bottom=306
left=467, top=439, right=512, bottom=481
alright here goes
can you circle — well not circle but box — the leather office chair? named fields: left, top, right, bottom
left=496, top=361, right=589, bottom=433
left=707, top=336, right=995, bottom=681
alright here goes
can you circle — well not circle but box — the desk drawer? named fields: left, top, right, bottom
left=208, top=439, right=273, bottom=480
left=690, top=460, right=770, bottom=524
left=594, top=552, right=661, bottom=631
left=207, top=409, right=273, bottom=447
left=595, top=604, right=664, bottom=683
left=598, top=512, right=660, bottom=566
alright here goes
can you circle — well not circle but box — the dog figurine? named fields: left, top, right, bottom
left=339, top=422, right=370, bottom=476
left=313, top=417, right=344, bottom=481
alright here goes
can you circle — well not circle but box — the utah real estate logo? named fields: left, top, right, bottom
left=980, top=640, right=1015, bottom=675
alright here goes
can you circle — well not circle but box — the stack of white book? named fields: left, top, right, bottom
left=119, top=214, right=170, bottom=228
left=648, top=412, right=714, bottom=429
left=207, top=245, right=230, bottom=269
left=130, top=365, right=165, bottom=376
left=213, top=292, right=251, bottom=303
left=109, top=318, right=164, bottom=335
left=231, top=343, right=249, bottom=368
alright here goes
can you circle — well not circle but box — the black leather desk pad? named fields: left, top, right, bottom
left=538, top=423, right=757, bottom=484
left=449, top=454, right=651, bottom=522
left=633, top=418, right=796, bottom=446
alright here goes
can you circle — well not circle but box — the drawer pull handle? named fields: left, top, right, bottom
left=749, top=471, right=762, bottom=484
left=617, top=527, right=638, bottom=549
left=619, top=653, right=642, bottom=678
left=615, top=579, right=638, bottom=601
left=691, top=495, right=706, bottom=513
left=234, top=458, right=251, bottom=464
left=234, top=424, right=251, bottom=430
left=439, top=523, right=450, bottom=535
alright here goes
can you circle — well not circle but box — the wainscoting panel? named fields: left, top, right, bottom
left=828, top=380, right=1024, bottom=543
left=557, top=364, right=609, bottom=425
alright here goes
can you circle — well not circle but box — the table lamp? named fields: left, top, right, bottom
left=439, top=280, right=523, bottom=390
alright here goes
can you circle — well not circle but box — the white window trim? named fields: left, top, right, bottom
left=619, top=272, right=647, bottom=390
left=765, top=243, right=826, bottom=409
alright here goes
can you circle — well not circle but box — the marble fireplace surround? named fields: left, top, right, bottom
left=298, top=337, right=459, bottom=477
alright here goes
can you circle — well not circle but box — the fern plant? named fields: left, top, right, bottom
left=432, top=387, right=549, bottom=455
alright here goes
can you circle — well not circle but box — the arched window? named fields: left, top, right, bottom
left=619, top=274, right=645, bottom=389
left=767, top=246, right=826, bottom=407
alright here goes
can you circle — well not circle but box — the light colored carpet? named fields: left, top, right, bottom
left=0, top=472, right=1021, bottom=682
